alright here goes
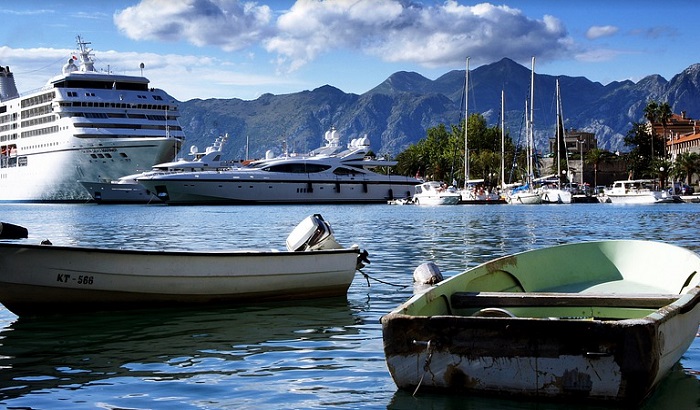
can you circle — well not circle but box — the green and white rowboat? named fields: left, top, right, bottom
left=381, top=240, right=700, bottom=405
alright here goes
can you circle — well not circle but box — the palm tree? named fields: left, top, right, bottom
left=658, top=102, right=672, bottom=156
left=643, top=101, right=659, bottom=159
left=642, top=100, right=673, bottom=160
left=674, top=152, right=700, bottom=186
left=585, top=148, right=606, bottom=188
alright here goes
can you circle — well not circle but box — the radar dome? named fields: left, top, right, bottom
left=358, top=135, right=370, bottom=146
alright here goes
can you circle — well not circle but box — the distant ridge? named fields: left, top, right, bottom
left=178, top=58, right=700, bottom=162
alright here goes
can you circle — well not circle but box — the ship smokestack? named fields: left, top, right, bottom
left=0, top=66, right=19, bottom=101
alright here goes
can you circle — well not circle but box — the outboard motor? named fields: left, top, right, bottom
left=286, top=214, right=342, bottom=251
left=0, top=222, right=28, bottom=239
left=413, top=262, right=443, bottom=284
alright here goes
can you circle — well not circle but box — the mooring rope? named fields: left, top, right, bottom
left=358, top=269, right=409, bottom=288
left=412, top=339, right=434, bottom=396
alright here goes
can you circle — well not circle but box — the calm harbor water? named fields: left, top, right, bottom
left=1, top=202, right=699, bottom=409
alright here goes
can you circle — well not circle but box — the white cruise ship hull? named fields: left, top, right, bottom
left=0, top=36, right=184, bottom=201
left=0, top=138, right=177, bottom=201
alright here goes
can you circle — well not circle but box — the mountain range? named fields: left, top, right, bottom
left=176, top=58, right=700, bottom=162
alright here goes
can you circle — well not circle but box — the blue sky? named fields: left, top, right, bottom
left=1, top=0, right=697, bottom=102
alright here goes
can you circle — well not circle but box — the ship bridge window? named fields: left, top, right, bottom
left=263, top=163, right=331, bottom=173
left=58, top=79, right=148, bottom=92
left=84, top=112, right=108, bottom=119
left=153, top=95, right=163, bottom=101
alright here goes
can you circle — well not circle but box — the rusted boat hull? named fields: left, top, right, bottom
left=381, top=240, right=700, bottom=405
left=383, top=288, right=700, bottom=404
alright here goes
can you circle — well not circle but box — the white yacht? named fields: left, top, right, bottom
left=413, top=181, right=461, bottom=205
left=137, top=128, right=420, bottom=204
left=0, top=36, right=184, bottom=201
left=605, top=179, right=682, bottom=204
left=80, top=134, right=233, bottom=203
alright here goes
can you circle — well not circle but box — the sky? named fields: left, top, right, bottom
left=1, top=0, right=698, bottom=102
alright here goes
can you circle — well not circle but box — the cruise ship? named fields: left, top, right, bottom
left=0, top=36, right=185, bottom=201
left=137, top=127, right=420, bottom=204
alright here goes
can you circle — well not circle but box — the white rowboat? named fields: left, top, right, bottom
left=0, top=215, right=367, bottom=316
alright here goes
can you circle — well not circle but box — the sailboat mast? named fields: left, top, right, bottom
left=464, top=57, right=469, bottom=189
left=525, top=99, right=531, bottom=185
left=501, top=89, right=505, bottom=189
left=528, top=56, right=535, bottom=188
left=556, top=79, right=561, bottom=189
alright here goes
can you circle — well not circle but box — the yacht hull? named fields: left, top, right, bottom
left=140, top=176, right=417, bottom=204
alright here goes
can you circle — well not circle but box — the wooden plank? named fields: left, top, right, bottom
left=450, top=292, right=680, bottom=309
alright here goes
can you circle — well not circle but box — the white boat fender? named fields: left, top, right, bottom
left=413, top=262, right=443, bottom=284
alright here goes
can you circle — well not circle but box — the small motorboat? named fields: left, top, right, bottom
left=0, top=214, right=368, bottom=316
left=413, top=181, right=461, bottom=205
left=381, top=240, right=700, bottom=405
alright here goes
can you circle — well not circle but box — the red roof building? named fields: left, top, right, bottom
left=664, top=111, right=700, bottom=158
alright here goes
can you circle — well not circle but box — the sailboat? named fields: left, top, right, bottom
left=458, top=57, right=503, bottom=204
left=507, top=57, right=542, bottom=204
left=540, top=79, right=573, bottom=204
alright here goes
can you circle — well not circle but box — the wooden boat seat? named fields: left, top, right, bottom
left=450, top=291, right=680, bottom=310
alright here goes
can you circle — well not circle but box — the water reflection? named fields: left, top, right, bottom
left=387, top=364, right=700, bottom=410
left=0, top=300, right=360, bottom=407
left=1, top=203, right=700, bottom=408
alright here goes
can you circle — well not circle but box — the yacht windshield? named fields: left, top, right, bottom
left=262, top=163, right=331, bottom=173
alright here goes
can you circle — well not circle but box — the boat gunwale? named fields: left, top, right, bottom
left=0, top=242, right=360, bottom=257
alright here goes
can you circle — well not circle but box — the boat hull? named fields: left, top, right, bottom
left=606, top=192, right=682, bottom=204
left=381, top=240, right=700, bottom=405
left=540, top=188, right=572, bottom=204
left=413, top=195, right=461, bottom=205
left=139, top=175, right=417, bottom=204
left=382, top=293, right=700, bottom=404
left=79, top=180, right=158, bottom=204
left=1, top=138, right=179, bottom=202
left=0, top=243, right=360, bottom=316
left=507, top=191, right=542, bottom=204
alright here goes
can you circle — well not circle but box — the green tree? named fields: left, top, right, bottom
left=674, top=152, right=700, bottom=186
left=585, top=148, right=615, bottom=188
left=624, top=122, right=654, bottom=179
left=395, top=114, right=515, bottom=186
left=642, top=100, right=672, bottom=160
left=650, top=158, right=673, bottom=189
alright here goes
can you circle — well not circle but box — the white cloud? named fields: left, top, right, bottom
left=267, top=0, right=571, bottom=70
left=114, top=0, right=273, bottom=51
left=113, top=0, right=573, bottom=72
left=2, top=45, right=292, bottom=101
left=586, top=25, right=619, bottom=40
left=575, top=48, right=625, bottom=63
